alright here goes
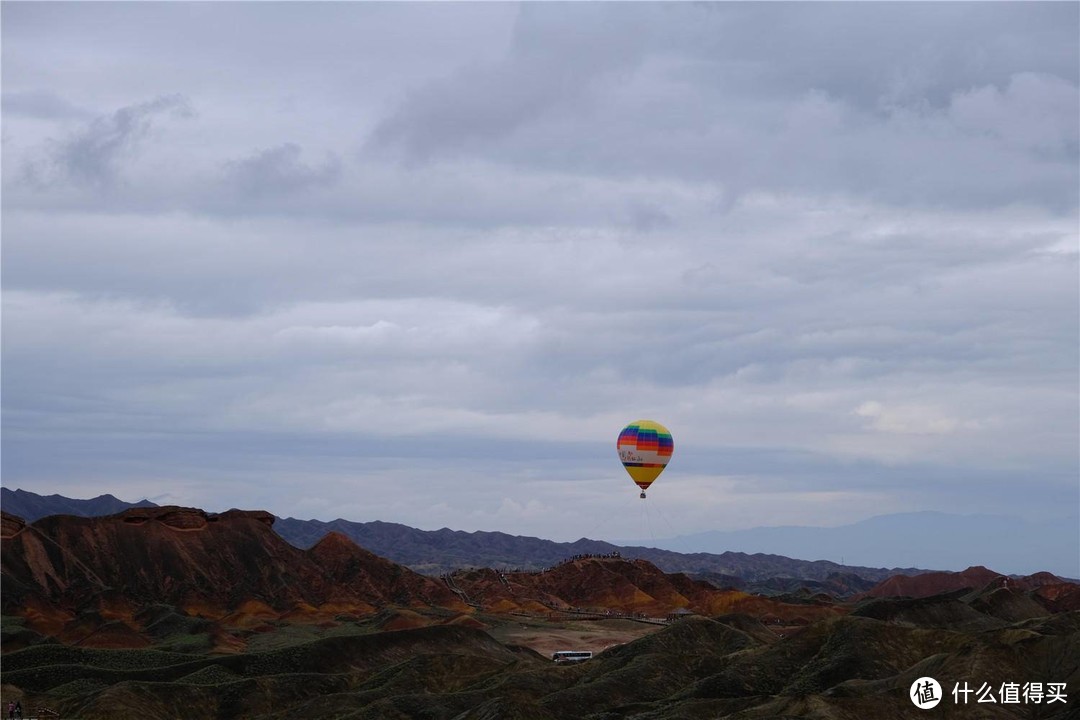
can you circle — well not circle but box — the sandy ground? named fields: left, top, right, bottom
left=486, top=617, right=662, bottom=659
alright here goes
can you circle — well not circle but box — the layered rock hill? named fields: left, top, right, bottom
left=852, top=564, right=1080, bottom=618
left=2, top=506, right=847, bottom=646
left=452, top=555, right=843, bottom=623
left=0, top=507, right=466, bottom=626
left=858, top=565, right=1069, bottom=599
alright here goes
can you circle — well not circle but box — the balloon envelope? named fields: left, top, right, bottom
left=616, top=420, right=673, bottom=493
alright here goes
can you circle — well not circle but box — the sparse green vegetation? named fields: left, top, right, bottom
left=48, top=677, right=111, bottom=696
left=153, top=632, right=214, bottom=654
left=2, top=645, right=201, bottom=672
left=176, top=665, right=242, bottom=685
left=241, top=618, right=375, bottom=653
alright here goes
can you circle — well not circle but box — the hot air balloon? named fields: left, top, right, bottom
left=616, top=419, right=673, bottom=499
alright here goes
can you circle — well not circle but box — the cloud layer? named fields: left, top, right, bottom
left=2, top=3, right=1076, bottom=572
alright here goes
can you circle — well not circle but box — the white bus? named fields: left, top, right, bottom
left=552, top=650, right=592, bottom=664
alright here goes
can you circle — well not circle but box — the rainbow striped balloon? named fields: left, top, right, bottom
left=616, top=419, right=673, bottom=497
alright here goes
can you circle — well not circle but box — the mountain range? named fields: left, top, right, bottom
left=0, top=488, right=157, bottom=520
left=2, top=487, right=921, bottom=591
left=7, top=487, right=1076, bottom=585
left=271, top=515, right=918, bottom=590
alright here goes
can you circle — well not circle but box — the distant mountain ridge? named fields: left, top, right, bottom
left=1, top=487, right=158, bottom=521
left=271, top=515, right=919, bottom=588
left=1, top=488, right=924, bottom=590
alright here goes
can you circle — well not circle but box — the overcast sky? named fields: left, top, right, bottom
left=2, top=3, right=1077, bottom=567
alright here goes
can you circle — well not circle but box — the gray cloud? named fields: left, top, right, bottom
left=1, top=90, right=92, bottom=120
left=368, top=4, right=655, bottom=162
left=367, top=4, right=1078, bottom=210
left=22, top=94, right=193, bottom=188
left=222, top=143, right=341, bottom=199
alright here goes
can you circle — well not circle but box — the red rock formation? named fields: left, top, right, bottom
left=0, top=506, right=466, bottom=631
left=1032, top=582, right=1080, bottom=613
left=453, top=556, right=841, bottom=623
left=1022, top=571, right=1069, bottom=588
left=856, top=566, right=1004, bottom=600
left=308, top=531, right=464, bottom=610
left=856, top=566, right=1078, bottom=601
left=1, top=511, right=26, bottom=539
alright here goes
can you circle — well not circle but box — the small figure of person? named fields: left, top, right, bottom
left=13, top=701, right=20, bottom=720
left=7, top=700, right=14, bottom=720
